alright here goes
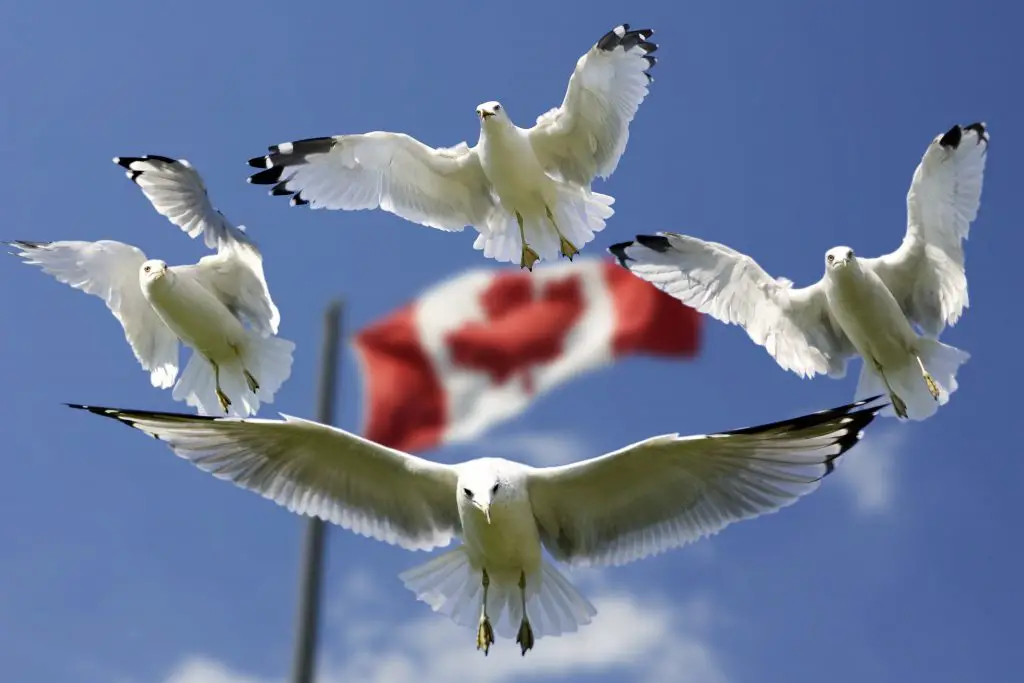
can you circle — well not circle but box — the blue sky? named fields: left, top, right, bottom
left=0, top=0, right=1019, bottom=681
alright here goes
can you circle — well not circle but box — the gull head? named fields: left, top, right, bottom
left=139, top=259, right=170, bottom=286
left=825, top=246, right=855, bottom=272
left=476, top=101, right=507, bottom=127
left=458, top=460, right=517, bottom=524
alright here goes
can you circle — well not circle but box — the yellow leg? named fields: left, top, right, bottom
left=915, top=355, right=940, bottom=400
left=515, top=571, right=534, bottom=656
left=212, top=361, right=231, bottom=413
left=244, top=369, right=260, bottom=393
left=545, top=205, right=579, bottom=260
left=230, top=343, right=259, bottom=394
left=476, top=569, right=495, bottom=655
left=516, top=212, right=540, bottom=271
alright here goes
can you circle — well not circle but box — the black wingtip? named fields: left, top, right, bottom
left=67, top=403, right=222, bottom=438
left=247, top=137, right=335, bottom=202
left=634, top=233, right=673, bottom=253
left=66, top=402, right=112, bottom=415
left=270, top=182, right=294, bottom=197
left=964, top=121, right=989, bottom=145
left=6, top=239, right=49, bottom=251
left=113, top=154, right=178, bottom=168
left=938, top=124, right=963, bottom=149
left=722, top=395, right=888, bottom=476
left=65, top=403, right=147, bottom=433
left=596, top=24, right=658, bottom=57
left=113, top=155, right=181, bottom=184
left=248, top=166, right=285, bottom=185
left=607, top=241, right=635, bottom=267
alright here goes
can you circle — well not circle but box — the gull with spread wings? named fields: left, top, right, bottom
left=247, top=24, right=657, bottom=271
left=69, top=396, right=884, bottom=655
left=9, top=155, right=295, bottom=417
left=610, top=123, right=989, bottom=421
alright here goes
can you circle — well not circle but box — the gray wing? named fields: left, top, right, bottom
left=527, top=398, right=884, bottom=567
left=70, top=405, right=462, bottom=551
left=610, top=232, right=855, bottom=379
left=114, top=155, right=254, bottom=251
left=861, top=123, right=989, bottom=337
left=247, top=134, right=496, bottom=231
left=9, top=240, right=179, bottom=387
left=527, top=24, right=657, bottom=186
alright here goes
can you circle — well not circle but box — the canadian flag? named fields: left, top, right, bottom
left=352, top=258, right=701, bottom=452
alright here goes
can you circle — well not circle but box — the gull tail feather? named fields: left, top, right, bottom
left=171, top=331, right=295, bottom=418
left=855, top=339, right=969, bottom=421
left=240, top=331, right=295, bottom=406
left=172, top=354, right=223, bottom=416
left=472, top=188, right=615, bottom=266
left=399, top=547, right=484, bottom=631
left=399, top=548, right=597, bottom=641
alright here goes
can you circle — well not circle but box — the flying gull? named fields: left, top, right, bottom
left=69, top=396, right=885, bottom=655
left=247, top=24, right=657, bottom=271
left=610, top=122, right=988, bottom=421
left=9, top=155, right=295, bottom=417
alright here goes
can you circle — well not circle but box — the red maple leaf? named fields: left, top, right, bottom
left=444, top=272, right=586, bottom=394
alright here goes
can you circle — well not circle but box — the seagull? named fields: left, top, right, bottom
left=68, top=396, right=885, bottom=655
left=8, top=155, right=295, bottom=417
left=246, top=24, right=657, bottom=271
left=609, top=123, right=988, bottom=421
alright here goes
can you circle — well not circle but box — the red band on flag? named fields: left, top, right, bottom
left=353, top=259, right=702, bottom=453
left=352, top=303, right=446, bottom=453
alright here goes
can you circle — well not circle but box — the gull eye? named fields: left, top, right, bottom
left=463, top=488, right=473, bottom=499
left=491, top=483, right=500, bottom=494
left=144, top=265, right=151, bottom=272
left=827, top=255, right=834, bottom=263
left=494, top=104, right=501, bottom=111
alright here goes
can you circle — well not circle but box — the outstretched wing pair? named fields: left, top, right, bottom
left=610, top=122, right=989, bottom=380
left=245, top=24, right=658, bottom=238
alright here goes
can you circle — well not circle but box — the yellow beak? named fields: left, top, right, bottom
left=475, top=501, right=491, bottom=523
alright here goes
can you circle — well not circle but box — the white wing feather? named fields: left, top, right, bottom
left=247, top=134, right=496, bottom=231
left=610, top=232, right=855, bottom=378
left=115, top=154, right=281, bottom=336
left=113, top=155, right=254, bottom=251
left=527, top=398, right=883, bottom=567
left=174, top=247, right=281, bottom=337
left=10, top=240, right=179, bottom=387
left=73, top=406, right=462, bottom=551
left=528, top=24, right=657, bottom=186
left=862, top=123, right=989, bottom=336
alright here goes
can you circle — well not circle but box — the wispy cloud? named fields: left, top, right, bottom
left=835, top=426, right=906, bottom=516
left=164, top=573, right=728, bottom=683
left=165, top=658, right=265, bottom=683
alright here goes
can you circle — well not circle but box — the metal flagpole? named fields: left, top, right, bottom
left=289, top=299, right=343, bottom=683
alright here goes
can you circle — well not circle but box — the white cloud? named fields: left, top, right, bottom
left=328, top=590, right=727, bottom=683
left=163, top=574, right=728, bottom=683
left=164, top=657, right=266, bottom=683
left=835, top=426, right=905, bottom=515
